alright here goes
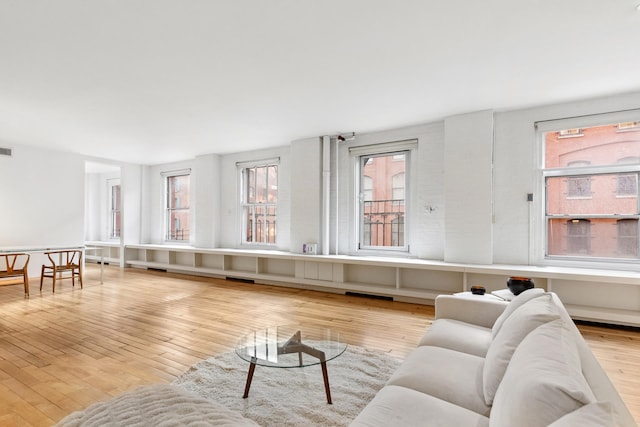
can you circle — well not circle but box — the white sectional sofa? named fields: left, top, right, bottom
left=351, top=289, right=637, bottom=427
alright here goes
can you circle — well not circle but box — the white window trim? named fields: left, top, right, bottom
left=237, top=158, right=280, bottom=248
left=350, top=140, right=417, bottom=255
left=534, top=110, right=640, bottom=270
left=107, top=178, right=121, bottom=241
left=163, top=170, right=191, bottom=243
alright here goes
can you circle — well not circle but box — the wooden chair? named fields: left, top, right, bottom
left=0, top=253, right=30, bottom=297
left=40, top=250, right=83, bottom=293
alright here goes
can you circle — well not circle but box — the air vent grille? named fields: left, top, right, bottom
left=0, top=147, right=12, bottom=157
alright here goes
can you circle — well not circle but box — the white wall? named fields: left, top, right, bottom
left=444, top=110, right=494, bottom=264
left=121, top=163, right=143, bottom=248
left=290, top=137, right=322, bottom=254
left=0, top=144, right=85, bottom=275
left=194, top=154, right=220, bottom=248
left=0, top=144, right=85, bottom=247
left=84, top=172, right=101, bottom=242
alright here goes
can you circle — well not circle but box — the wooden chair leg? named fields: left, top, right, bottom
left=52, top=267, right=56, bottom=293
left=40, top=265, right=44, bottom=291
left=78, top=266, right=83, bottom=289
left=24, top=273, right=29, bottom=297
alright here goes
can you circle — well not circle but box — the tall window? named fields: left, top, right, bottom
left=543, top=120, right=640, bottom=260
left=241, top=162, right=278, bottom=245
left=108, top=179, right=121, bottom=239
left=165, top=172, right=190, bottom=241
left=356, top=146, right=410, bottom=251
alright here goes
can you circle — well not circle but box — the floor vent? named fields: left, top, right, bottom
left=226, top=276, right=255, bottom=284
left=574, top=319, right=640, bottom=332
left=345, top=291, right=393, bottom=301
left=0, top=147, right=12, bottom=157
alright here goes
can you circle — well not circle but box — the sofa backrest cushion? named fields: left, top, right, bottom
left=491, top=288, right=546, bottom=338
left=489, top=319, right=596, bottom=427
left=483, top=293, right=560, bottom=405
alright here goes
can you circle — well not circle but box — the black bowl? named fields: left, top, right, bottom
left=470, top=285, right=486, bottom=295
left=507, top=277, right=534, bottom=296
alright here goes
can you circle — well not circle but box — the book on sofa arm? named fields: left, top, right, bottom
left=491, top=289, right=517, bottom=301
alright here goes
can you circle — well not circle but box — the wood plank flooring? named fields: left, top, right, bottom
left=0, top=265, right=638, bottom=426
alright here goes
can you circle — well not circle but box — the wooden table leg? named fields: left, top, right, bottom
left=243, top=360, right=257, bottom=398
left=321, top=360, right=332, bottom=404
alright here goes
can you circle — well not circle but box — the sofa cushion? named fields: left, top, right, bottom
left=489, top=319, right=596, bottom=427
left=434, top=295, right=509, bottom=328
left=350, top=385, right=490, bottom=427
left=418, top=318, right=492, bottom=357
left=491, top=288, right=546, bottom=338
left=483, top=293, right=560, bottom=405
left=387, top=346, right=490, bottom=416
left=548, top=402, right=614, bottom=426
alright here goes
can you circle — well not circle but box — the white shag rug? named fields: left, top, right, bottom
left=173, top=345, right=402, bottom=427
left=55, top=384, right=260, bottom=427
left=55, top=345, right=401, bottom=427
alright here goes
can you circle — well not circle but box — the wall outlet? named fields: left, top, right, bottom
left=303, top=243, right=317, bottom=254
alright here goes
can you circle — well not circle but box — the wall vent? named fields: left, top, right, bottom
left=0, top=147, right=12, bottom=157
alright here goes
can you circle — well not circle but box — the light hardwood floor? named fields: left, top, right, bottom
left=0, top=265, right=639, bottom=426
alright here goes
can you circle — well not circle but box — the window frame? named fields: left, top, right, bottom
left=536, top=111, right=640, bottom=268
left=350, top=140, right=416, bottom=254
left=163, top=171, right=191, bottom=243
left=107, top=178, right=121, bottom=240
left=238, top=158, right=279, bottom=247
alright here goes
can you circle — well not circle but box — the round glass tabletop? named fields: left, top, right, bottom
left=235, top=325, right=347, bottom=368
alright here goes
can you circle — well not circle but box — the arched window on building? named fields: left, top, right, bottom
left=392, top=173, right=405, bottom=201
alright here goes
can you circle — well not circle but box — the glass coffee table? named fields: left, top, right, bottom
left=235, top=325, right=347, bottom=404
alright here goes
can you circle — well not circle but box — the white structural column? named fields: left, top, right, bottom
left=194, top=154, right=221, bottom=248
left=290, top=137, right=323, bottom=254
left=444, top=110, right=494, bottom=264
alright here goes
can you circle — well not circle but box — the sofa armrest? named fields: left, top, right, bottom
left=435, top=295, right=509, bottom=329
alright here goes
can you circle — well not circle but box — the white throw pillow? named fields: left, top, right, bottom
left=489, top=319, right=596, bottom=427
left=483, top=293, right=559, bottom=405
left=548, top=402, right=614, bottom=426
left=491, top=288, right=546, bottom=338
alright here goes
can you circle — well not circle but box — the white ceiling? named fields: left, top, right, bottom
left=2, top=1, right=640, bottom=165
